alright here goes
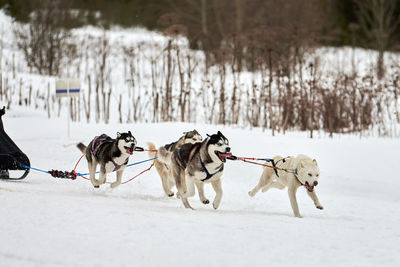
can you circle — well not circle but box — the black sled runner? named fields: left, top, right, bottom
left=0, top=107, right=30, bottom=180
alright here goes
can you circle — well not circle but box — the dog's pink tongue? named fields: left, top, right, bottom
left=126, top=147, right=133, bottom=154
left=220, top=152, right=232, bottom=159
left=305, top=182, right=314, bottom=192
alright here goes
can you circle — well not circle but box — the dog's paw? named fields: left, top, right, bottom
left=110, top=182, right=121, bottom=189
left=202, top=199, right=210, bottom=204
left=213, top=203, right=220, bottom=209
left=294, top=214, right=303, bottom=218
left=248, top=190, right=255, bottom=197
left=316, top=205, right=324, bottom=210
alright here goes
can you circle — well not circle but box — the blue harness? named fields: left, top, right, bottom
left=199, top=157, right=223, bottom=182
left=178, top=148, right=185, bottom=166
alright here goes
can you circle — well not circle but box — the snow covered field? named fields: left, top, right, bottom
left=1, top=107, right=399, bottom=267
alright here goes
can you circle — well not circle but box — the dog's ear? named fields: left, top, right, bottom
left=117, top=132, right=121, bottom=138
left=128, top=130, right=132, bottom=136
left=217, top=131, right=222, bottom=136
left=313, top=159, right=317, bottom=165
left=206, top=134, right=211, bottom=137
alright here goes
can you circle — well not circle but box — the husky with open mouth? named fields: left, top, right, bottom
left=77, top=131, right=142, bottom=189
left=147, top=130, right=202, bottom=197
left=157, top=131, right=233, bottom=210
left=248, top=154, right=323, bottom=218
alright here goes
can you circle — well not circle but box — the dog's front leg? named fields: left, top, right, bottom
left=288, top=185, right=302, bottom=218
left=211, top=179, right=223, bottom=210
left=111, top=170, right=123, bottom=189
left=195, top=180, right=209, bottom=204
left=307, top=190, right=323, bottom=210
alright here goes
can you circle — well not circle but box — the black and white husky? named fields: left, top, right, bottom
left=77, top=131, right=140, bottom=189
left=157, top=131, right=232, bottom=210
left=147, top=130, right=202, bottom=197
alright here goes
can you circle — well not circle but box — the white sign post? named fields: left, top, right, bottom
left=56, top=79, right=80, bottom=137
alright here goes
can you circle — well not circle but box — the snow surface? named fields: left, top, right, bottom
left=1, top=106, right=399, bottom=267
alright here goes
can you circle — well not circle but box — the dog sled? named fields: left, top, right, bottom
left=0, top=107, right=30, bottom=180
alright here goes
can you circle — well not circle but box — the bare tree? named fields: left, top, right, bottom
left=356, top=0, right=400, bottom=79
left=14, top=0, right=70, bottom=76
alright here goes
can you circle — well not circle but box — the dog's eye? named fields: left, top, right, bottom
left=316, top=174, right=319, bottom=177
left=308, top=173, right=312, bottom=177
left=125, top=137, right=135, bottom=143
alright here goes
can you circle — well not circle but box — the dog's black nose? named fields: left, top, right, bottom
left=313, top=181, right=318, bottom=186
left=226, top=147, right=231, bottom=152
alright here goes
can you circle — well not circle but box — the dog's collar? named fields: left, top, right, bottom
left=199, top=157, right=223, bottom=182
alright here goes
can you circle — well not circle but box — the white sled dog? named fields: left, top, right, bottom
left=77, top=131, right=141, bottom=189
left=248, top=154, right=323, bottom=218
left=157, top=131, right=233, bottom=210
left=147, top=130, right=202, bottom=197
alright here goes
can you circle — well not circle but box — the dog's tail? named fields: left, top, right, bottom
left=77, top=142, right=87, bottom=154
left=147, top=142, right=157, bottom=159
left=156, top=146, right=172, bottom=166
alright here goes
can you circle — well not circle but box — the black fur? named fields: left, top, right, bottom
left=171, top=131, right=229, bottom=177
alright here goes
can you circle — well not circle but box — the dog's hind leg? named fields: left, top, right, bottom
left=161, top=175, right=174, bottom=197
left=156, top=160, right=174, bottom=197
left=211, top=179, right=223, bottom=209
left=98, top=166, right=107, bottom=185
left=174, top=170, right=193, bottom=209
left=307, top=190, right=324, bottom=210
left=186, top=176, right=196, bottom=198
left=89, top=159, right=101, bottom=188
left=261, top=181, right=285, bottom=192
left=167, top=176, right=175, bottom=195
left=111, top=170, right=123, bottom=189
left=248, top=168, right=274, bottom=197
left=195, top=180, right=209, bottom=204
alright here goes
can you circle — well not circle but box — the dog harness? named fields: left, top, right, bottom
left=91, top=134, right=128, bottom=172
left=199, top=157, right=223, bottom=182
left=177, top=147, right=223, bottom=182
left=177, top=148, right=185, bottom=167
left=272, top=157, right=301, bottom=185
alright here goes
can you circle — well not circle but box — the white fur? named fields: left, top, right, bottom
left=248, top=154, right=323, bottom=218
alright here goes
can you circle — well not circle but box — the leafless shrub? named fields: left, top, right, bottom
left=14, top=0, right=70, bottom=76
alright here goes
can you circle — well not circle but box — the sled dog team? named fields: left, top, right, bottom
left=77, top=130, right=323, bottom=218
